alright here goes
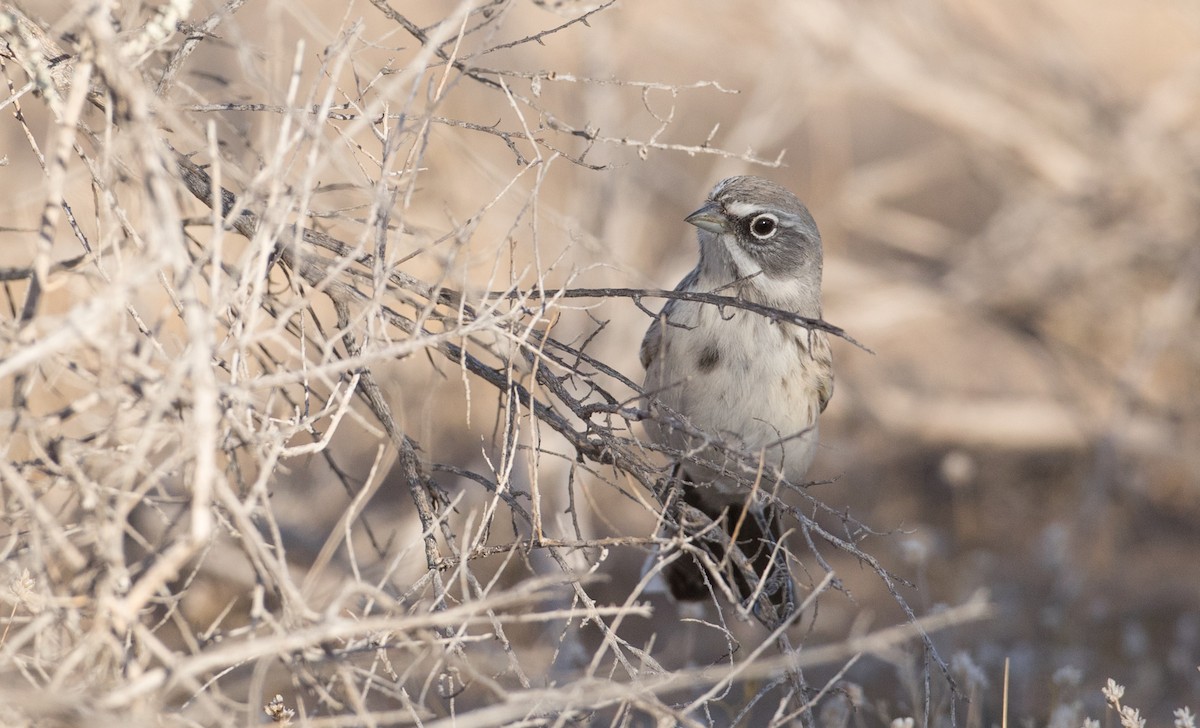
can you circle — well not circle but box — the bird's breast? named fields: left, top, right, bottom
left=645, top=301, right=825, bottom=482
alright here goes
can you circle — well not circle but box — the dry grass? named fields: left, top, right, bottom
left=1, top=1, right=1198, bottom=726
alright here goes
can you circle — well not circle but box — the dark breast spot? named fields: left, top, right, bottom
left=697, top=344, right=721, bottom=373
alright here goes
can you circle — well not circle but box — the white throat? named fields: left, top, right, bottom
left=699, top=231, right=822, bottom=315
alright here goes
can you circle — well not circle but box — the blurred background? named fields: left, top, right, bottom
left=3, top=0, right=1199, bottom=724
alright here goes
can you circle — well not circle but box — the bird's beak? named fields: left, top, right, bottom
left=684, top=201, right=727, bottom=233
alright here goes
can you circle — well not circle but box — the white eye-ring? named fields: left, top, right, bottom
left=749, top=213, right=778, bottom=239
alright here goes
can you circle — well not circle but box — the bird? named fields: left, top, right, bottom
left=640, top=175, right=833, bottom=625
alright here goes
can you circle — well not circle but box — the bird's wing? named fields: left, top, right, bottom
left=639, top=314, right=663, bottom=370
left=639, top=267, right=699, bottom=371
left=814, top=331, right=834, bottom=413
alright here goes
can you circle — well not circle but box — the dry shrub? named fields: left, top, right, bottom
left=1, top=1, right=1197, bottom=727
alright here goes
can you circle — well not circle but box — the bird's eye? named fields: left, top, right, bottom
left=749, top=213, right=778, bottom=239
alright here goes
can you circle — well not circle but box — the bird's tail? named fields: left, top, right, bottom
left=662, top=478, right=795, bottom=628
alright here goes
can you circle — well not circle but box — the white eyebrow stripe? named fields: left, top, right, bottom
left=777, top=212, right=807, bottom=228
left=723, top=201, right=762, bottom=217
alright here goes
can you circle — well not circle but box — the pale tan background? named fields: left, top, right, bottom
left=3, top=0, right=1199, bottom=724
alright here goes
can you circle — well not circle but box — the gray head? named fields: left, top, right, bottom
left=686, top=176, right=823, bottom=307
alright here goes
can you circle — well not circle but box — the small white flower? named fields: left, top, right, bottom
left=1102, top=678, right=1125, bottom=704
left=1175, top=707, right=1196, bottom=728
left=1119, top=705, right=1145, bottom=728
left=264, top=695, right=295, bottom=725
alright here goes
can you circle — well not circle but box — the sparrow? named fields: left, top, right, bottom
left=640, top=175, right=833, bottom=624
